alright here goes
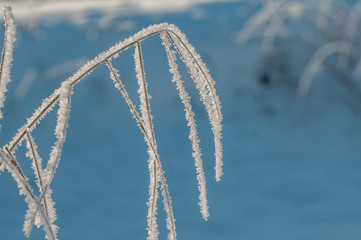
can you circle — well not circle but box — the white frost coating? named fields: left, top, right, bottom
left=107, top=59, right=160, bottom=239
left=166, top=30, right=223, bottom=181
left=7, top=89, right=60, bottom=153
left=7, top=23, right=175, bottom=152
left=160, top=32, right=209, bottom=220
left=106, top=60, right=147, bottom=134
left=134, top=42, right=159, bottom=240
left=0, top=155, right=4, bottom=172
left=23, top=199, right=41, bottom=235
left=134, top=43, right=152, bottom=136
left=24, top=132, right=57, bottom=235
left=8, top=24, right=223, bottom=176
left=24, top=185, right=58, bottom=240
left=159, top=171, right=176, bottom=240
left=0, top=6, right=16, bottom=121
left=24, top=132, right=44, bottom=229
left=3, top=22, right=222, bottom=239
left=44, top=82, right=72, bottom=213
left=134, top=42, right=176, bottom=240
left=108, top=60, right=161, bottom=238
left=109, top=59, right=162, bottom=239
left=0, top=150, right=57, bottom=240
left=147, top=150, right=160, bottom=240
left=23, top=191, right=58, bottom=239
left=25, top=82, right=72, bottom=239
left=134, top=43, right=177, bottom=240
left=25, top=133, right=44, bottom=189
left=106, top=60, right=139, bottom=118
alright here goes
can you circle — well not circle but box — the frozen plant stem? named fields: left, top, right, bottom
left=165, top=31, right=223, bottom=181
left=0, top=148, right=57, bottom=240
left=1, top=21, right=223, bottom=240
left=160, top=32, right=209, bottom=220
left=134, top=42, right=176, bottom=240
left=25, top=130, right=50, bottom=218
left=134, top=42, right=160, bottom=240
left=0, top=6, right=15, bottom=121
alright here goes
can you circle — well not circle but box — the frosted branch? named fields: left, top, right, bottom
left=166, top=30, right=223, bottom=181
left=160, top=32, right=209, bottom=220
left=25, top=131, right=57, bottom=233
left=134, top=42, right=176, bottom=240
left=0, top=149, right=57, bottom=240
left=2, top=22, right=223, bottom=240
left=0, top=6, right=16, bottom=121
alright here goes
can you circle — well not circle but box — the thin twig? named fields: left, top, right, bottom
left=5, top=147, right=30, bottom=192
left=0, top=9, right=8, bottom=88
left=135, top=42, right=176, bottom=239
left=7, top=25, right=222, bottom=155
left=106, top=59, right=158, bottom=238
left=25, top=130, right=50, bottom=217
left=0, top=6, right=15, bottom=122
left=160, top=31, right=209, bottom=220
left=1, top=148, right=56, bottom=240
left=26, top=83, right=72, bottom=235
left=166, top=30, right=222, bottom=122
left=166, top=30, right=223, bottom=181
left=2, top=23, right=222, bottom=240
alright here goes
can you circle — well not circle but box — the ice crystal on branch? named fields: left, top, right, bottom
left=0, top=7, right=223, bottom=240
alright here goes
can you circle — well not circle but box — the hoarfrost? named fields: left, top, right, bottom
left=0, top=6, right=16, bottom=121
left=1, top=21, right=223, bottom=240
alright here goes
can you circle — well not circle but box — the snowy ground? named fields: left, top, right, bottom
left=1, top=1, right=361, bottom=239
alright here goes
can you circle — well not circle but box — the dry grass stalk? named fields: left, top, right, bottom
left=0, top=7, right=223, bottom=240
